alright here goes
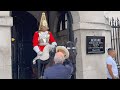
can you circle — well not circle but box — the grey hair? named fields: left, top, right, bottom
left=54, top=53, right=65, bottom=64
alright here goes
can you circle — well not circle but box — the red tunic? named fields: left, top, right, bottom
left=32, top=31, right=56, bottom=52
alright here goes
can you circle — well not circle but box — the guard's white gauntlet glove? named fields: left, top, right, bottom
left=33, top=46, right=43, bottom=64
left=51, top=42, right=57, bottom=51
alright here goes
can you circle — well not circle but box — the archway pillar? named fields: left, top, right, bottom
left=71, top=11, right=111, bottom=79
left=0, top=11, right=13, bottom=79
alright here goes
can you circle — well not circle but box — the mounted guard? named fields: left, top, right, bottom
left=32, top=12, right=57, bottom=79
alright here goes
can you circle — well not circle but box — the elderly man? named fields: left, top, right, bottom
left=43, top=46, right=73, bottom=79
left=106, top=48, right=119, bottom=79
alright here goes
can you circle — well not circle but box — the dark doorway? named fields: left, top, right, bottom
left=11, top=11, right=38, bottom=79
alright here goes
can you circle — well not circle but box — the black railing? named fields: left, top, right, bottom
left=109, top=17, right=120, bottom=76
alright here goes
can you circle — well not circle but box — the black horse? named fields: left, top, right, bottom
left=64, top=38, right=77, bottom=79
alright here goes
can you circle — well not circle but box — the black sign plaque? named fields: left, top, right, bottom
left=86, top=36, right=105, bottom=54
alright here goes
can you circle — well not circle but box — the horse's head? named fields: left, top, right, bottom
left=64, top=38, right=77, bottom=65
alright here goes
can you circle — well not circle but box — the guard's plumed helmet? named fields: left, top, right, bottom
left=39, top=12, right=49, bottom=30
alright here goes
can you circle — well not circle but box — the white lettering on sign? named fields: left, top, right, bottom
left=86, top=36, right=105, bottom=54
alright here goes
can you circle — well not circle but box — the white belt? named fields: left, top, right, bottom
left=39, top=43, right=49, bottom=46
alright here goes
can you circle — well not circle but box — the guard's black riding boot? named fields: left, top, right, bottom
left=37, top=60, right=42, bottom=79
left=37, top=59, right=50, bottom=79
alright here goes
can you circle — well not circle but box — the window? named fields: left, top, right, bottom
left=59, top=12, right=68, bottom=31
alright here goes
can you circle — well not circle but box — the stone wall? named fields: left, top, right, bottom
left=72, top=11, right=111, bottom=79
left=0, top=11, right=13, bottom=79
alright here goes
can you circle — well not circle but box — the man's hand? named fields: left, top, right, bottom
left=114, top=76, right=119, bottom=79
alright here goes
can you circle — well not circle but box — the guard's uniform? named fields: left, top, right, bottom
left=33, top=31, right=56, bottom=52
left=32, top=12, right=57, bottom=79
left=32, top=31, right=57, bottom=79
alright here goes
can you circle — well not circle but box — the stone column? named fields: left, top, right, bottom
left=72, top=11, right=111, bottom=79
left=0, top=11, right=13, bottom=79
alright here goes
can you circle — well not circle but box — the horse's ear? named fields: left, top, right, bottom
left=74, top=38, right=77, bottom=46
